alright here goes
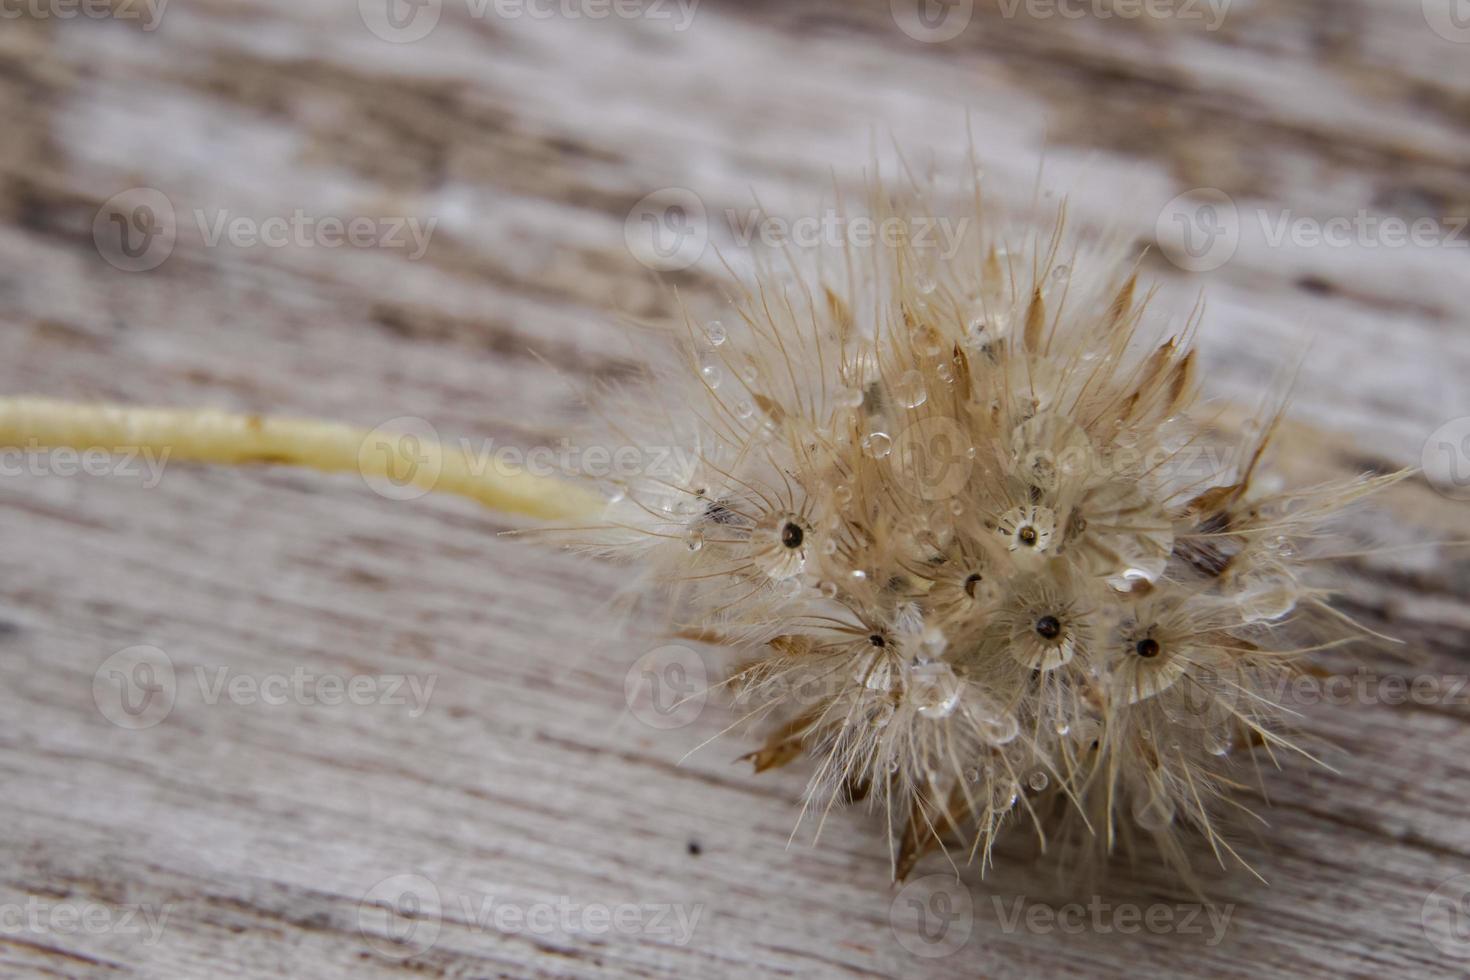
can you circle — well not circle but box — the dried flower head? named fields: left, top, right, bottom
left=573, top=171, right=1398, bottom=886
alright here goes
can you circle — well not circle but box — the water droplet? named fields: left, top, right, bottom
left=861, top=432, right=893, bottom=459
left=686, top=529, right=704, bottom=552
left=980, top=711, right=1019, bottom=745
left=1027, top=770, right=1049, bottom=792
left=833, top=484, right=853, bottom=505
left=705, top=320, right=727, bottom=346
left=1133, top=793, right=1175, bottom=832
left=818, top=580, right=838, bottom=599
left=778, top=576, right=803, bottom=598
left=1054, top=720, right=1070, bottom=736
left=916, top=275, right=938, bottom=295
left=1050, top=264, right=1070, bottom=282
left=887, top=760, right=900, bottom=774
left=896, top=370, right=927, bottom=408
left=936, top=362, right=955, bottom=384
left=740, top=363, right=758, bottom=385
left=912, top=663, right=961, bottom=719
left=736, top=400, right=755, bottom=420
left=838, top=387, right=864, bottom=408
left=949, top=500, right=964, bottom=516
left=965, top=767, right=981, bottom=783
left=700, top=356, right=723, bottom=389
left=850, top=569, right=868, bottom=582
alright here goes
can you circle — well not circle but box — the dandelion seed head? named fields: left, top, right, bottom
left=576, top=170, right=1396, bottom=886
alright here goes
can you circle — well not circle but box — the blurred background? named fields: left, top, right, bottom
left=1, top=1, right=1469, bottom=977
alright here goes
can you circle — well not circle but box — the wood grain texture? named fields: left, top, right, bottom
left=1, top=1, right=1468, bottom=977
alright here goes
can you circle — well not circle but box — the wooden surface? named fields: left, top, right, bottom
left=1, top=1, right=1469, bottom=977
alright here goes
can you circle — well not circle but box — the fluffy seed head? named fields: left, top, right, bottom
left=574, top=172, right=1395, bottom=885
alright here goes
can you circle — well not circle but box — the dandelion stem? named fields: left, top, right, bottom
left=0, top=397, right=604, bottom=521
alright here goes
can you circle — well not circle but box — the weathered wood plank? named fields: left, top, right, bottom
left=0, top=1, right=1468, bottom=977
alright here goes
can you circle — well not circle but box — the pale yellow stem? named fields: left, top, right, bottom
left=0, top=397, right=605, bottom=521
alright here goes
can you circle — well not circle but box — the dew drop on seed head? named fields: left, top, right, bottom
left=896, top=370, right=927, bottom=408
left=700, top=356, right=723, bottom=389
left=1050, top=264, right=1070, bottom=283
left=686, top=529, right=704, bottom=552
left=965, top=767, right=981, bottom=783
left=818, top=580, right=838, bottom=599
left=980, top=711, right=1020, bottom=745
left=861, top=432, right=893, bottom=459
left=1133, top=794, right=1175, bottom=832
left=1027, top=770, right=1049, bottom=792
left=705, top=320, right=726, bottom=346
left=916, top=275, right=937, bottom=295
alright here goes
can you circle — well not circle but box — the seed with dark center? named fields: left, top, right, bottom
left=963, top=572, right=983, bottom=598
left=1035, top=615, right=1061, bottom=640
left=1018, top=525, right=1038, bottom=546
left=869, top=634, right=886, bottom=647
left=1135, top=638, right=1161, bottom=658
left=781, top=521, right=804, bottom=549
